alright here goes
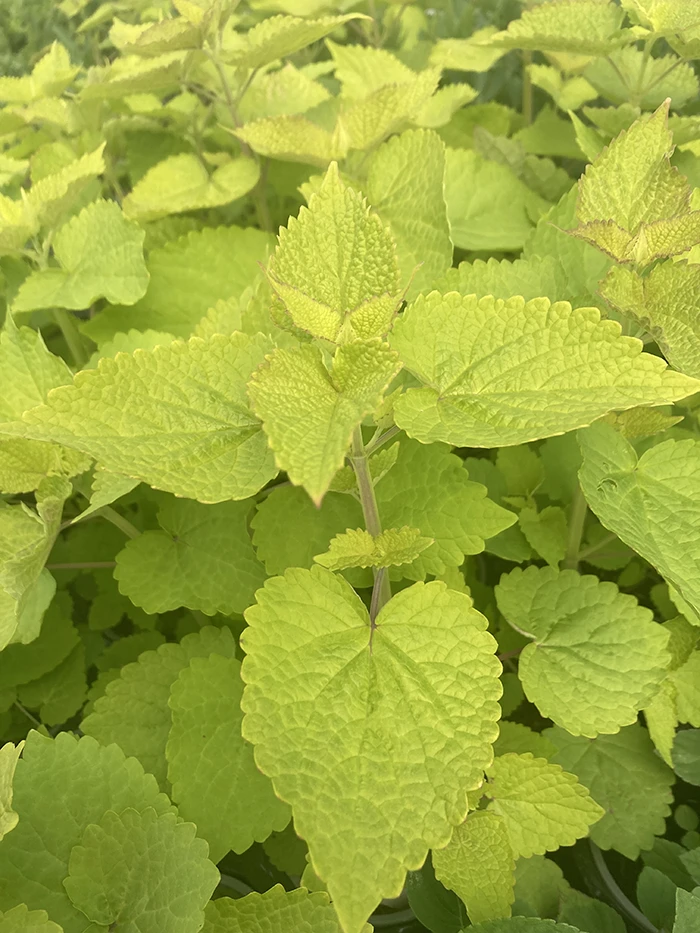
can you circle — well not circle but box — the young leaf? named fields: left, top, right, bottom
left=123, top=154, right=260, bottom=223
left=489, top=0, right=628, bottom=55
left=485, top=753, right=604, bottom=858
left=248, top=340, right=399, bottom=504
left=222, top=14, right=368, bottom=68
left=114, top=498, right=265, bottom=615
left=13, top=200, right=149, bottom=312
left=578, top=422, right=700, bottom=619
left=63, top=807, right=218, bottom=932
left=390, top=293, right=699, bottom=448
left=432, top=811, right=515, bottom=924
left=517, top=507, right=567, bottom=567
left=202, top=885, right=370, bottom=933
left=314, top=526, right=433, bottom=571
left=366, top=129, right=452, bottom=300
left=0, top=42, right=78, bottom=103
left=81, top=626, right=236, bottom=785
left=0, top=742, right=22, bottom=840
left=80, top=51, right=187, bottom=99
left=496, top=566, right=670, bottom=736
left=545, top=724, right=674, bottom=859
left=0, top=731, right=173, bottom=930
left=241, top=568, right=502, bottom=933
left=167, top=653, right=289, bottom=862
left=18, top=333, right=278, bottom=503
left=25, top=144, right=105, bottom=231
left=69, top=466, right=139, bottom=525
left=266, top=163, right=401, bottom=342
left=327, top=41, right=415, bottom=98
left=0, top=315, right=73, bottom=420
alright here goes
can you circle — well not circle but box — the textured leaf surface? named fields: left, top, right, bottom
left=675, top=890, right=700, bottom=933
left=266, top=163, right=401, bottom=341
left=81, top=627, right=236, bottom=785
left=390, top=293, right=698, bottom=448
left=26, top=146, right=105, bottom=231
left=315, top=526, right=432, bottom=571
left=490, top=0, right=627, bottom=54
left=202, top=886, right=367, bottom=933
left=578, top=422, right=700, bottom=618
left=518, top=507, right=567, bottom=568
left=468, top=920, right=581, bottom=933
left=495, top=566, right=670, bottom=736
left=167, top=653, right=290, bottom=862
left=13, top=201, right=148, bottom=312
left=223, top=15, right=366, bottom=68
left=545, top=724, right=674, bottom=858
left=63, top=807, right=218, bottom=932
left=432, top=811, right=515, bottom=924
left=366, top=129, right=452, bottom=300
left=248, top=341, right=399, bottom=503
left=123, top=154, right=260, bottom=222
left=115, top=498, right=265, bottom=615
left=485, top=753, right=603, bottom=858
left=0, top=905, right=63, bottom=933
left=0, top=731, right=172, bottom=930
left=0, top=742, right=22, bottom=839
left=19, top=334, right=278, bottom=503
left=235, top=115, right=345, bottom=167
left=0, top=317, right=73, bottom=421
left=241, top=568, right=502, bottom=933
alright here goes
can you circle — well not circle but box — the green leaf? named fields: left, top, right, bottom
left=0, top=731, right=173, bottom=930
left=493, top=723, right=556, bottom=761
left=672, top=730, right=700, bottom=785
left=114, top=498, right=265, bottom=615
left=495, top=566, right=670, bottom=736
left=530, top=65, right=597, bottom=113
left=63, top=807, right=218, bottom=932
left=80, top=51, right=187, bottom=99
left=0, top=41, right=78, bottom=103
left=17, top=642, right=87, bottom=725
left=415, top=84, right=478, bottom=130
left=444, top=150, right=547, bottom=252
left=432, top=811, right=515, bottom=924
left=485, top=753, right=603, bottom=859
left=81, top=626, right=236, bottom=785
left=517, top=507, right=567, bottom=567
left=366, top=129, right=452, bottom=301
left=675, top=890, right=700, bottom=933
left=558, top=889, right=625, bottom=933
left=671, top=651, right=700, bottom=725
left=489, top=0, right=628, bottom=55
left=0, top=905, right=63, bottom=933
left=241, top=568, right=502, bottom=933
left=390, top=292, right=699, bottom=449
left=18, top=333, right=278, bottom=503
left=266, top=163, right=401, bottom=342
left=123, top=154, right=260, bottom=223
left=327, top=41, right=415, bottom=98
left=429, top=28, right=508, bottom=74
left=202, top=885, right=369, bottom=933
left=601, top=261, right=700, bottom=379
left=238, top=64, right=331, bottom=122
left=69, top=466, right=139, bottom=525
left=578, top=422, right=700, bottom=618
left=82, top=225, right=273, bottom=341
left=0, top=316, right=73, bottom=421
left=468, top=920, right=581, bottom=932
left=13, top=200, right=148, bottom=312
left=571, top=102, right=700, bottom=263
left=0, top=742, right=22, bottom=840
left=167, top=652, right=290, bottom=862
left=248, top=340, right=399, bottom=504
left=584, top=48, right=697, bottom=111
left=222, top=14, right=367, bottom=68
left=235, top=115, right=346, bottom=167
left=545, top=724, right=674, bottom=859
left=314, top=526, right=433, bottom=571
left=26, top=145, right=105, bottom=231
left=512, top=855, right=570, bottom=919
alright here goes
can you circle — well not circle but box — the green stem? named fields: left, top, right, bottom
left=351, top=426, right=391, bottom=619
left=98, top=506, right=141, bottom=540
left=589, top=842, right=660, bottom=933
left=562, top=485, right=588, bottom=570
left=14, top=701, right=42, bottom=729
left=522, top=51, right=533, bottom=125
left=52, top=309, right=89, bottom=370
left=47, top=561, right=117, bottom=570
left=365, top=424, right=400, bottom=457
left=577, top=532, right=617, bottom=563
left=253, top=157, right=273, bottom=233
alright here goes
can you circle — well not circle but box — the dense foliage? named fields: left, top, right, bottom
left=3, top=0, right=700, bottom=931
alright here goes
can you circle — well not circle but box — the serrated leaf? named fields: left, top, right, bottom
left=0, top=731, right=173, bottom=930
left=81, top=51, right=187, bottom=99
left=518, top=507, right=567, bottom=567
left=327, top=41, right=415, bottom=99
left=513, top=854, right=570, bottom=920
left=496, top=566, right=669, bottom=736
left=82, top=225, right=273, bottom=341
left=248, top=340, right=399, bottom=504
left=63, top=807, right=218, bottom=932
left=675, top=889, right=700, bottom=933
left=432, top=811, right=515, bottom=924
left=0, top=742, right=22, bottom=840
left=485, top=753, right=603, bottom=859
left=0, top=905, right=63, bottom=933
left=114, top=498, right=265, bottom=615
left=469, top=921, right=581, bottom=933
left=222, top=15, right=367, bottom=68
left=435, top=256, right=571, bottom=306
left=266, top=163, right=401, bottom=342
left=559, top=888, right=625, bottom=933
left=415, top=84, right=478, bottom=129
left=25, top=145, right=105, bottom=231
left=578, top=422, right=700, bottom=619
left=584, top=48, right=698, bottom=110
left=315, top=526, right=432, bottom=571
left=601, top=262, right=700, bottom=379
left=81, top=626, right=236, bottom=785
left=18, top=333, right=278, bottom=503
left=238, top=64, right=330, bottom=122
left=202, top=885, right=369, bottom=933
left=109, top=15, right=201, bottom=56
left=0, top=42, right=78, bottom=103
left=123, top=154, right=260, bottom=223
left=0, top=316, right=73, bottom=421
left=13, top=200, right=148, bottom=312
left=429, top=28, right=508, bottom=73
left=493, top=723, right=556, bottom=760
left=366, top=129, right=452, bottom=301
left=571, top=102, right=700, bottom=263
left=390, top=292, right=699, bottom=449
left=167, top=652, right=290, bottom=862
left=240, top=568, right=502, bottom=933
left=545, top=723, right=674, bottom=859
left=489, top=0, right=628, bottom=55
left=70, top=466, right=139, bottom=525
left=235, top=115, right=346, bottom=167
